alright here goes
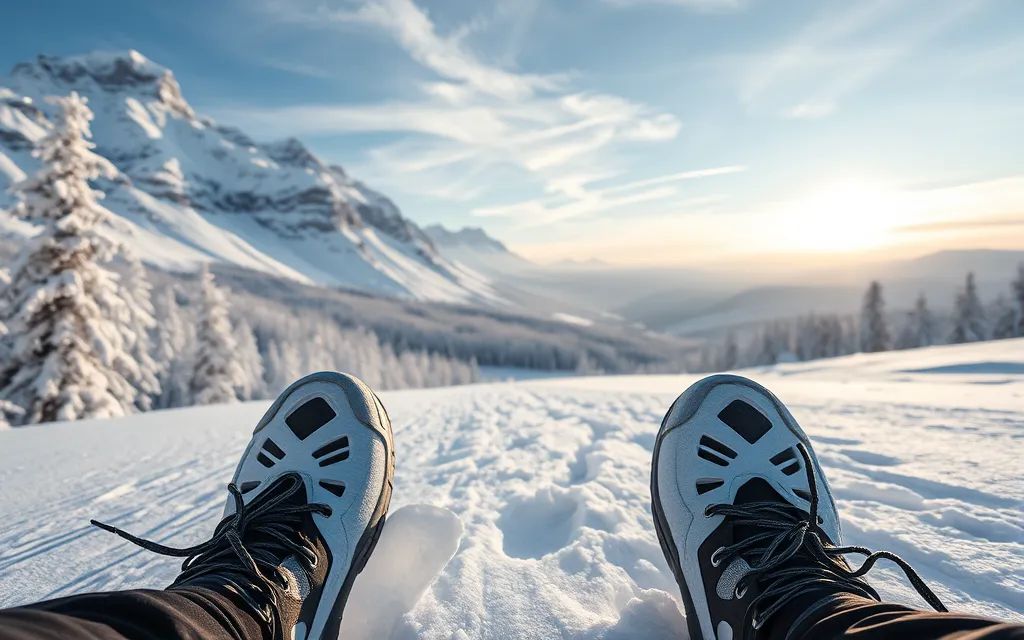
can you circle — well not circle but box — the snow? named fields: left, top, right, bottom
left=478, top=366, right=578, bottom=382
left=1, top=340, right=1022, bottom=636
left=553, top=312, right=595, bottom=327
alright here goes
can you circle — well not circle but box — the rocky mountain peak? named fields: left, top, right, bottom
left=9, top=51, right=193, bottom=118
left=13, top=50, right=163, bottom=89
left=261, top=137, right=323, bottom=171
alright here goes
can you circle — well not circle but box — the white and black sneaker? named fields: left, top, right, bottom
left=651, top=374, right=946, bottom=640
left=93, top=372, right=395, bottom=640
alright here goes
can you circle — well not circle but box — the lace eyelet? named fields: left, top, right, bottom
left=710, top=546, right=726, bottom=568
left=735, top=583, right=748, bottom=599
left=703, top=505, right=715, bottom=518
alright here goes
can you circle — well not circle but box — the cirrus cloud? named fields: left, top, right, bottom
left=217, top=0, right=722, bottom=224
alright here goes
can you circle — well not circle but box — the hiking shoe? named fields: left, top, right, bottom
left=650, top=374, right=945, bottom=640
left=93, top=371, right=395, bottom=640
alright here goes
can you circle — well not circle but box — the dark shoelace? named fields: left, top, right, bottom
left=91, top=474, right=331, bottom=624
left=705, top=443, right=947, bottom=631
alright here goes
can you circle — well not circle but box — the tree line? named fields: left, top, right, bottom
left=694, top=269, right=1024, bottom=373
left=0, top=93, right=478, bottom=427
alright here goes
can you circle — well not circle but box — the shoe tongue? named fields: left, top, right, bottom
left=732, top=478, right=800, bottom=543
left=735, top=477, right=787, bottom=506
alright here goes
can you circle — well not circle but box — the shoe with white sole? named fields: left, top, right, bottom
left=93, top=371, right=395, bottom=640
left=650, top=374, right=946, bottom=640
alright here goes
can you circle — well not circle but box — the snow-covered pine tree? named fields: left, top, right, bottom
left=859, top=281, right=890, bottom=353
left=949, top=272, right=987, bottom=344
left=0, top=271, right=23, bottom=427
left=152, top=286, right=194, bottom=408
left=575, top=351, right=603, bottom=375
left=1010, top=264, right=1024, bottom=338
left=118, top=256, right=161, bottom=410
left=233, top=317, right=267, bottom=401
left=750, top=322, right=791, bottom=365
left=189, top=265, right=246, bottom=405
left=823, top=315, right=851, bottom=358
left=721, top=332, right=739, bottom=371
left=990, top=295, right=1018, bottom=340
left=269, top=337, right=307, bottom=394
left=0, top=92, right=140, bottom=424
left=895, top=293, right=938, bottom=350
left=753, top=328, right=777, bottom=366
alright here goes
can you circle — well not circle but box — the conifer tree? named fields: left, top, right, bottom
left=1010, top=264, right=1024, bottom=338
left=990, top=295, right=1017, bottom=340
left=233, top=317, right=266, bottom=401
left=0, top=93, right=138, bottom=423
left=721, top=332, right=738, bottom=370
left=152, top=287, right=193, bottom=408
left=895, top=293, right=938, bottom=350
left=119, top=256, right=161, bottom=410
left=859, top=281, right=890, bottom=353
left=949, top=272, right=987, bottom=344
left=189, top=266, right=245, bottom=405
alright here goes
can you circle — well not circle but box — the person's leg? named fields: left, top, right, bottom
left=0, top=372, right=395, bottom=640
left=649, top=374, right=1023, bottom=640
left=771, top=593, right=1024, bottom=640
left=0, top=587, right=263, bottom=640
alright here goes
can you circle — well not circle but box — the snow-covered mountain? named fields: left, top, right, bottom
left=424, top=224, right=535, bottom=275
left=1, top=339, right=1022, bottom=636
left=0, top=51, right=500, bottom=304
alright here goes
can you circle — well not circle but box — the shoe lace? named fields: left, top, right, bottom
left=705, top=443, right=947, bottom=631
left=91, top=474, right=332, bottom=624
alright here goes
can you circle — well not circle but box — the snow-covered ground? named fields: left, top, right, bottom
left=1, top=340, right=1022, bottom=638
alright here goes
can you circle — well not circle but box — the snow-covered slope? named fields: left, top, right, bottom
left=1, top=340, right=1022, bottom=637
left=0, top=51, right=500, bottom=304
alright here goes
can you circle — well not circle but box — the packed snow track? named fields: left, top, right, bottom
left=1, top=340, right=1022, bottom=638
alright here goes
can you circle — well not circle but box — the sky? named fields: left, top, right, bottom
left=1, top=0, right=1023, bottom=267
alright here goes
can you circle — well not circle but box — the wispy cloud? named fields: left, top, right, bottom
left=218, top=0, right=700, bottom=225
left=734, top=0, right=984, bottom=118
left=472, top=165, right=744, bottom=226
left=600, top=0, right=744, bottom=11
left=897, top=216, right=1024, bottom=233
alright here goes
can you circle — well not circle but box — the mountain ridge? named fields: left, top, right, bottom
left=0, top=50, right=497, bottom=305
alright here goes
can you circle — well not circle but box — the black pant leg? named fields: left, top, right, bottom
left=0, top=588, right=266, bottom=640
left=778, top=594, right=1024, bottom=640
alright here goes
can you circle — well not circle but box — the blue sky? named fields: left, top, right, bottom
left=2, top=0, right=1023, bottom=265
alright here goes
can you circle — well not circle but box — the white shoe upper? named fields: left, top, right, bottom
left=652, top=375, right=842, bottom=640
left=227, top=372, right=394, bottom=640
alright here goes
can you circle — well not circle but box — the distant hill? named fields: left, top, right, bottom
left=879, top=249, right=1024, bottom=283
left=617, top=249, right=1024, bottom=335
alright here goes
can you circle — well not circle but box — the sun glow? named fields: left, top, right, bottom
left=779, top=179, right=909, bottom=253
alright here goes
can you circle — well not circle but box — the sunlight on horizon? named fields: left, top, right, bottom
left=777, top=179, right=907, bottom=254
left=513, top=172, right=1024, bottom=270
